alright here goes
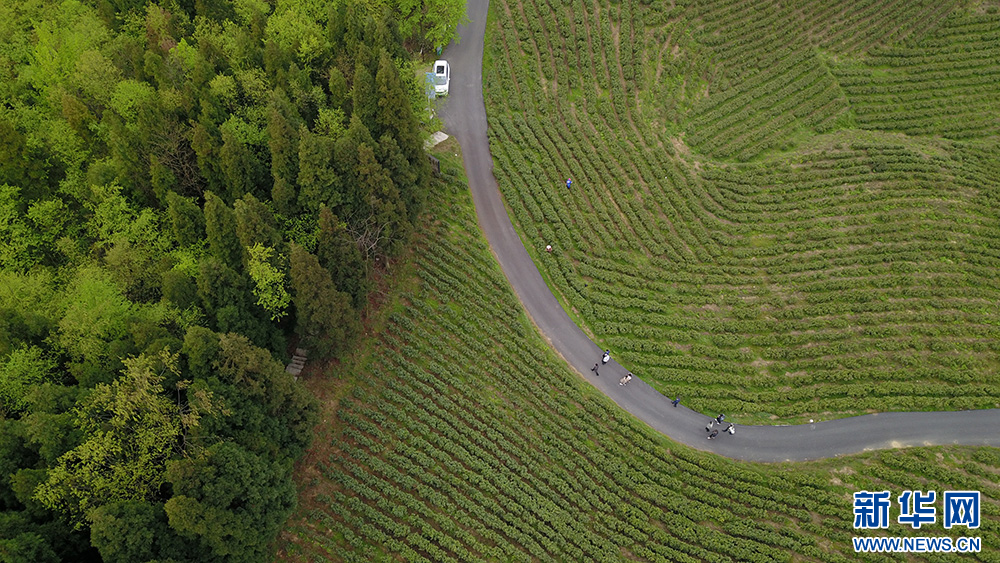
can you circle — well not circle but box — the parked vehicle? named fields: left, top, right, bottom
left=433, top=60, right=450, bottom=96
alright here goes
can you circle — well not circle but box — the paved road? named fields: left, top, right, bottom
left=437, top=0, right=1000, bottom=462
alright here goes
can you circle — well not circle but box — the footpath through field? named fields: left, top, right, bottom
left=436, top=0, right=1000, bottom=461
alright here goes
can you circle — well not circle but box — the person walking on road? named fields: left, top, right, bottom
left=726, top=423, right=735, bottom=435
left=708, top=430, right=719, bottom=440
left=624, top=373, right=633, bottom=385
left=591, top=363, right=599, bottom=375
left=602, top=350, right=610, bottom=364
left=716, top=414, right=725, bottom=424
left=672, top=397, right=681, bottom=407
left=706, top=420, right=715, bottom=432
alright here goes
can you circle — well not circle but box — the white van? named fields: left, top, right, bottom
left=433, top=60, right=450, bottom=96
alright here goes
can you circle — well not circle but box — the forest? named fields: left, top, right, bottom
left=0, top=0, right=459, bottom=559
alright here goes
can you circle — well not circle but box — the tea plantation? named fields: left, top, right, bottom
left=277, top=153, right=999, bottom=562
left=483, top=0, right=1000, bottom=421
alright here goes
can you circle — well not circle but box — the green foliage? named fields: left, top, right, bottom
left=165, top=191, right=205, bottom=247
left=0, top=346, right=58, bottom=415
left=296, top=125, right=340, bottom=213
left=0, top=0, right=428, bottom=557
left=203, top=191, right=243, bottom=267
left=0, top=531, right=59, bottom=563
left=164, top=442, right=296, bottom=562
left=233, top=193, right=281, bottom=250
left=246, top=243, right=290, bottom=321
left=317, top=205, right=369, bottom=308
left=0, top=184, right=41, bottom=272
left=89, top=501, right=192, bottom=563
left=56, top=267, right=134, bottom=374
left=356, top=142, right=409, bottom=256
left=396, top=0, right=468, bottom=50
left=289, top=244, right=358, bottom=356
left=33, top=351, right=210, bottom=526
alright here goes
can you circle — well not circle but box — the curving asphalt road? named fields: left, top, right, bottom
left=436, top=0, right=1000, bottom=462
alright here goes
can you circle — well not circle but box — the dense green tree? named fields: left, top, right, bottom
left=233, top=193, right=281, bottom=251
left=0, top=420, right=36, bottom=509
left=0, top=271, right=59, bottom=357
left=317, top=205, right=369, bottom=308
left=0, top=0, right=433, bottom=557
left=0, top=184, right=41, bottom=272
left=327, top=67, right=348, bottom=111
left=0, top=121, right=58, bottom=200
left=56, top=267, right=135, bottom=386
left=289, top=244, right=358, bottom=356
left=246, top=243, right=289, bottom=321
left=10, top=469, right=50, bottom=520
left=203, top=191, right=242, bottom=267
left=375, top=50, right=430, bottom=218
left=194, top=259, right=281, bottom=352
left=203, top=333, right=316, bottom=457
left=165, top=191, right=205, bottom=247
left=19, top=385, right=85, bottom=470
left=189, top=119, right=225, bottom=193
left=356, top=143, right=409, bottom=256
left=103, top=239, right=168, bottom=303
left=161, top=269, right=200, bottom=310
left=333, top=113, right=377, bottom=218
left=296, top=125, right=340, bottom=213
left=378, top=133, right=422, bottom=222
left=395, top=0, right=468, bottom=50
left=0, top=531, right=59, bottom=563
left=181, top=325, right=220, bottom=381
left=267, top=90, right=300, bottom=215
left=219, top=122, right=264, bottom=202
left=34, top=351, right=213, bottom=525
left=0, top=346, right=58, bottom=416
left=351, top=60, right=378, bottom=134
left=89, top=501, right=193, bottom=563
left=164, top=442, right=296, bottom=562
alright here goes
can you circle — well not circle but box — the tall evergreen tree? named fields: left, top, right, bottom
left=375, top=50, right=430, bottom=214
left=165, top=191, right=205, bottom=247
left=188, top=119, right=224, bottom=195
left=356, top=143, right=409, bottom=257
left=378, top=133, right=422, bottom=223
left=219, top=124, right=263, bottom=203
left=334, top=114, right=376, bottom=219
left=317, top=205, right=369, bottom=309
left=203, top=191, right=242, bottom=267
left=351, top=61, right=378, bottom=135
left=266, top=89, right=300, bottom=215
left=289, top=244, right=357, bottom=356
left=233, top=193, right=281, bottom=251
left=296, top=126, right=340, bottom=214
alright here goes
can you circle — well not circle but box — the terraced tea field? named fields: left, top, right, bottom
left=483, top=0, right=1000, bottom=421
left=278, top=153, right=1000, bottom=562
